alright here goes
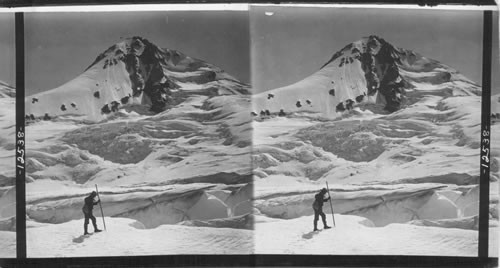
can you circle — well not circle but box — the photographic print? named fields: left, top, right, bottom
left=251, top=6, right=493, bottom=256
left=0, top=12, right=16, bottom=258
left=24, top=9, right=253, bottom=257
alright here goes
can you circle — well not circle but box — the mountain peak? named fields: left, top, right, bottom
left=26, top=37, right=249, bottom=122
left=253, top=36, right=480, bottom=119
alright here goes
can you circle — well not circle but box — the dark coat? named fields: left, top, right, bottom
left=82, top=195, right=99, bottom=214
left=312, top=191, right=330, bottom=210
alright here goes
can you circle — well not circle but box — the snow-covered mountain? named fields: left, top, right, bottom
left=26, top=36, right=249, bottom=122
left=0, top=80, right=16, bottom=258
left=24, top=37, right=253, bottom=256
left=253, top=35, right=480, bottom=118
left=252, top=36, right=497, bottom=256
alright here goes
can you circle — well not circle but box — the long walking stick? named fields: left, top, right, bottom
left=326, top=181, right=336, bottom=227
left=95, top=184, right=107, bottom=231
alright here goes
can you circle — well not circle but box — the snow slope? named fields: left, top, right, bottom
left=0, top=80, right=15, bottom=258
left=25, top=37, right=252, bottom=256
left=27, top=217, right=252, bottom=257
left=25, top=36, right=250, bottom=122
left=253, top=35, right=480, bottom=118
left=253, top=36, right=492, bottom=256
left=254, top=215, right=478, bottom=256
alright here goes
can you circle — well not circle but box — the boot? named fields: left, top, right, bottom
left=93, top=222, right=102, bottom=233
left=84, top=225, right=90, bottom=235
left=313, top=222, right=319, bottom=232
left=324, top=225, right=331, bottom=229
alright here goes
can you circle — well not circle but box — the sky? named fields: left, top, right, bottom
left=251, top=7, right=488, bottom=94
left=0, top=13, right=15, bottom=86
left=25, top=10, right=249, bottom=95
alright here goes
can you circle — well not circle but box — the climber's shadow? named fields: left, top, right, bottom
left=72, top=233, right=93, bottom=243
left=301, top=229, right=323, bottom=240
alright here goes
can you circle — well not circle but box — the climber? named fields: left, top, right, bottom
left=82, top=191, right=102, bottom=235
left=312, top=188, right=331, bottom=231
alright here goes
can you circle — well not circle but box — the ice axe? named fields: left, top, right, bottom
left=95, top=184, right=107, bottom=231
left=326, top=181, right=336, bottom=227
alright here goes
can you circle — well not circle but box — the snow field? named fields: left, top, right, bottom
left=27, top=217, right=253, bottom=257
left=254, top=215, right=478, bottom=256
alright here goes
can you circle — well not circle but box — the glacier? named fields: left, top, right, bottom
left=23, top=37, right=253, bottom=256
left=252, top=36, right=497, bottom=256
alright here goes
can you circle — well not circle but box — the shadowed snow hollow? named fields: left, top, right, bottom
left=27, top=183, right=252, bottom=230
left=252, top=184, right=480, bottom=227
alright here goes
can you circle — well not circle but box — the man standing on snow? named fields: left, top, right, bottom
left=312, top=188, right=331, bottom=231
left=82, top=191, right=102, bottom=235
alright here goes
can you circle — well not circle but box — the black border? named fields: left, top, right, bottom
left=478, top=10, right=492, bottom=260
left=0, top=4, right=497, bottom=268
left=5, top=255, right=499, bottom=267
left=15, top=12, right=26, bottom=260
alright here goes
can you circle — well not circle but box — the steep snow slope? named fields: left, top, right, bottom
left=0, top=80, right=15, bottom=257
left=25, top=38, right=252, bottom=256
left=253, top=36, right=488, bottom=256
left=253, top=35, right=480, bottom=118
left=25, top=37, right=250, bottom=122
